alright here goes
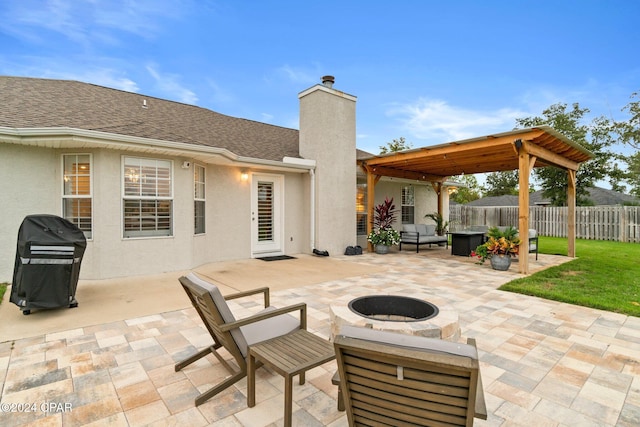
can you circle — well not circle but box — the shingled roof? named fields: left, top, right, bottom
left=466, top=187, right=640, bottom=206
left=0, top=76, right=300, bottom=162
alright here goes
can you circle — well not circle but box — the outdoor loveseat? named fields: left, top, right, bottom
left=399, top=224, right=448, bottom=253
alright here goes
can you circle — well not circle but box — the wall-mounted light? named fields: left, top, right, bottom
left=240, top=170, right=249, bottom=181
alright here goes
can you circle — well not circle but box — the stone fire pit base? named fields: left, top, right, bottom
left=330, top=295, right=460, bottom=342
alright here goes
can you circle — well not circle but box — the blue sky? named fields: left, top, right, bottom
left=1, top=0, right=638, bottom=158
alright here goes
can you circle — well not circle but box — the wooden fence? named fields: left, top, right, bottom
left=450, top=205, right=640, bottom=243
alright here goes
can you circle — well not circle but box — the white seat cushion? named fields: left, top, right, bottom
left=338, top=325, right=477, bottom=359
left=186, top=272, right=299, bottom=357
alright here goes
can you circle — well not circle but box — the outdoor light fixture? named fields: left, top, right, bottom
left=241, top=171, right=249, bottom=181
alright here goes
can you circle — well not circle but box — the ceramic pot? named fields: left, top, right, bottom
left=490, top=254, right=511, bottom=271
left=375, top=244, right=390, bottom=254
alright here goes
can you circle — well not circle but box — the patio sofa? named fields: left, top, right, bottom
left=399, top=224, right=448, bottom=253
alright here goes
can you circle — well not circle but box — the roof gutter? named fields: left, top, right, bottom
left=0, top=126, right=316, bottom=172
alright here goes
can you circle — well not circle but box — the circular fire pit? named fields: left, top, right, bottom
left=330, top=295, right=459, bottom=341
left=349, top=295, right=439, bottom=322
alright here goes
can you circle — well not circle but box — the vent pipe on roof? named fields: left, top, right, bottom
left=321, top=75, right=335, bottom=88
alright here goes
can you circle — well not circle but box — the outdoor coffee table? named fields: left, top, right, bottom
left=449, top=231, right=486, bottom=256
left=247, top=329, right=335, bottom=427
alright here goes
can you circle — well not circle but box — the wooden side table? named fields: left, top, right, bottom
left=247, top=329, right=336, bottom=427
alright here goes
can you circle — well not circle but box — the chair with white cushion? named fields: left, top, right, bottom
left=175, top=272, right=306, bottom=406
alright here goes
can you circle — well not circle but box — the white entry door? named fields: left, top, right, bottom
left=251, top=174, right=284, bottom=256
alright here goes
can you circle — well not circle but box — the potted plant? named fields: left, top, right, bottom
left=471, top=226, right=521, bottom=270
left=367, top=197, right=401, bottom=254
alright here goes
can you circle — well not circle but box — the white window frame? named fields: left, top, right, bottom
left=121, top=156, right=173, bottom=239
left=62, top=153, right=93, bottom=239
left=194, top=164, right=206, bottom=235
left=402, top=185, right=415, bottom=224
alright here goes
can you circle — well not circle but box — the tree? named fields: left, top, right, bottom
left=483, top=171, right=519, bottom=197
left=379, top=137, right=412, bottom=154
left=515, top=103, right=615, bottom=206
left=624, top=151, right=640, bottom=197
left=449, top=174, right=482, bottom=204
left=615, top=92, right=640, bottom=149
left=607, top=159, right=629, bottom=193
left=613, top=92, right=640, bottom=195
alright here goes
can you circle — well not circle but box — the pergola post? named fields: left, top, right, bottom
left=363, top=164, right=380, bottom=252
left=431, top=182, right=444, bottom=219
left=567, top=170, right=577, bottom=257
left=517, top=141, right=531, bottom=274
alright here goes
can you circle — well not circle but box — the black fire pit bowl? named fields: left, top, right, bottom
left=348, top=295, right=439, bottom=322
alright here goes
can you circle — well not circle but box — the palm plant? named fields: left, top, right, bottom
left=424, top=212, right=449, bottom=236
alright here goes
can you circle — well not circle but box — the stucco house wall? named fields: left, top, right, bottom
left=0, top=76, right=345, bottom=281
left=0, top=143, right=311, bottom=281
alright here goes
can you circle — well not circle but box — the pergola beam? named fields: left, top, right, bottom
left=363, top=164, right=445, bottom=182
left=518, top=139, right=579, bottom=171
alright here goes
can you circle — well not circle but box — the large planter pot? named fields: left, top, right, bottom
left=490, top=254, right=512, bottom=271
left=375, top=244, right=390, bottom=254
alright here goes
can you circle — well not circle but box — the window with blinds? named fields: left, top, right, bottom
left=402, top=186, right=415, bottom=224
left=62, top=154, right=92, bottom=238
left=194, top=164, right=205, bottom=234
left=122, top=157, right=173, bottom=238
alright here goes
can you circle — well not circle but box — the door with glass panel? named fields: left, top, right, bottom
left=251, top=174, right=283, bottom=256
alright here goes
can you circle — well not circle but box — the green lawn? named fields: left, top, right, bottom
left=500, top=237, right=640, bottom=317
left=0, top=282, right=6, bottom=304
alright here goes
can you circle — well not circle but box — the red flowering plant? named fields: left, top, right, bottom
left=471, top=226, right=521, bottom=264
left=367, top=197, right=401, bottom=246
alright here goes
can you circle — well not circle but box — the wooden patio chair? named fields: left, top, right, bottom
left=175, top=272, right=306, bottom=406
left=334, top=325, right=487, bottom=426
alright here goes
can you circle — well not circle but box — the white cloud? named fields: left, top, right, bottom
left=57, top=69, right=139, bottom=92
left=276, top=64, right=319, bottom=85
left=388, top=98, right=527, bottom=143
left=146, top=65, right=198, bottom=104
left=0, top=0, right=187, bottom=46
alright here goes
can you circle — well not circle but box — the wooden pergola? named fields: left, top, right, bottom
left=360, top=126, right=594, bottom=274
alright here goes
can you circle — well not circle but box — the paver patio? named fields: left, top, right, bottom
left=1, top=250, right=639, bottom=426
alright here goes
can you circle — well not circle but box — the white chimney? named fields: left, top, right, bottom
left=299, top=76, right=357, bottom=256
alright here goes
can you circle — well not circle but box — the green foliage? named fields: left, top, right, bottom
left=615, top=91, right=640, bottom=149
left=471, top=227, right=520, bottom=264
left=379, top=137, right=412, bottom=154
left=367, top=227, right=401, bottom=246
left=483, top=171, right=519, bottom=197
left=500, top=237, right=640, bottom=317
left=515, top=103, right=615, bottom=206
left=0, top=282, right=7, bottom=305
left=449, top=174, right=482, bottom=204
left=623, top=151, right=640, bottom=197
left=424, top=212, right=449, bottom=235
